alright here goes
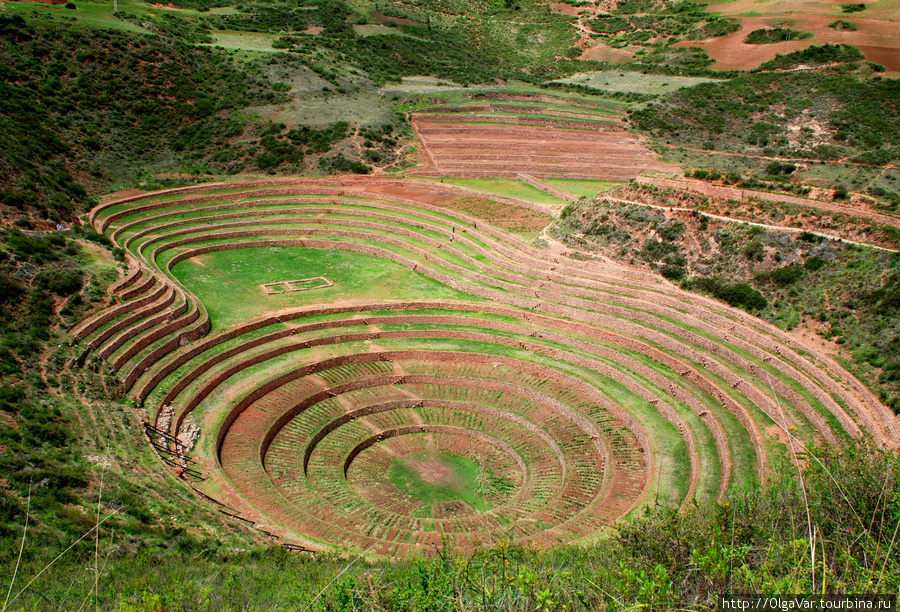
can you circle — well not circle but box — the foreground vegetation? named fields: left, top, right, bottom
left=1, top=442, right=896, bottom=610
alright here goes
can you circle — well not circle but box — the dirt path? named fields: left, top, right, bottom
left=636, top=176, right=900, bottom=233
left=601, top=195, right=899, bottom=252
left=663, top=143, right=899, bottom=170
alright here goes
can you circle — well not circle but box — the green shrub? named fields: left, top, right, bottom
left=73, top=226, right=112, bottom=249
left=756, top=43, right=864, bottom=71
left=287, top=122, right=349, bottom=153
left=689, top=276, right=768, bottom=311
left=614, top=0, right=655, bottom=14
left=4, top=230, right=59, bottom=264
left=660, top=264, right=686, bottom=280
left=0, top=273, right=25, bottom=307
left=0, top=384, right=25, bottom=413
left=34, top=269, right=83, bottom=296
left=804, top=255, right=827, bottom=271
left=862, top=270, right=900, bottom=314
left=828, top=19, right=858, bottom=31
left=765, top=161, right=797, bottom=175
left=743, top=239, right=764, bottom=261
left=841, top=3, right=866, bottom=12
left=798, top=231, right=823, bottom=243
left=657, top=220, right=686, bottom=241
left=686, top=17, right=741, bottom=39
left=641, top=239, right=679, bottom=261
left=758, top=264, right=804, bottom=286
left=318, top=154, right=370, bottom=174
left=744, top=28, right=813, bottom=44
left=589, top=16, right=633, bottom=33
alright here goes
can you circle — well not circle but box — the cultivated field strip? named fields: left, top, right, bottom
left=409, top=106, right=679, bottom=180
left=72, top=178, right=899, bottom=556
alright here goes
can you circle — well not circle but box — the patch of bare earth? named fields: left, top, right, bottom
left=676, top=15, right=900, bottom=71
left=405, top=454, right=458, bottom=486
left=789, top=316, right=841, bottom=359
left=359, top=180, right=553, bottom=232
left=579, top=43, right=638, bottom=63
left=101, top=189, right=147, bottom=204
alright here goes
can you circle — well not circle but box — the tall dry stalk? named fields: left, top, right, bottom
left=94, top=466, right=105, bottom=612
left=2, top=484, right=31, bottom=612
left=768, top=375, right=815, bottom=591
left=4, top=510, right=121, bottom=609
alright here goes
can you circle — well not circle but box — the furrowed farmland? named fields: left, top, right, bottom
left=409, top=97, right=679, bottom=180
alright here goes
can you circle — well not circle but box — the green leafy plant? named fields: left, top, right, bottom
left=744, top=27, right=813, bottom=44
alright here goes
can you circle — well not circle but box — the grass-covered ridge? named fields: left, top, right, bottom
left=0, top=226, right=270, bottom=611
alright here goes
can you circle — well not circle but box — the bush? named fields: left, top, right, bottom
left=660, top=264, right=686, bottom=280
left=828, top=20, right=858, bottom=31
left=798, top=231, right=823, bottom=243
left=717, top=281, right=767, bottom=310
left=744, top=28, right=813, bottom=44
left=689, top=276, right=768, bottom=311
left=804, top=255, right=827, bottom=271
left=765, top=161, right=796, bottom=175
left=318, top=154, right=370, bottom=174
left=743, top=239, right=764, bottom=261
left=756, top=43, right=863, bottom=71
left=641, top=239, right=679, bottom=262
left=757, top=264, right=804, bottom=286
left=862, top=270, right=900, bottom=315
left=0, top=273, right=25, bottom=306
left=34, top=269, right=82, bottom=296
left=841, top=3, right=866, bottom=12
left=4, top=229, right=59, bottom=264
left=687, top=17, right=741, bottom=40
left=73, top=227, right=112, bottom=249
left=0, top=384, right=25, bottom=413
left=657, top=220, right=685, bottom=241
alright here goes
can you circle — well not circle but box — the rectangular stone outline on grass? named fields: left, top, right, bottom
left=261, top=277, right=333, bottom=295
